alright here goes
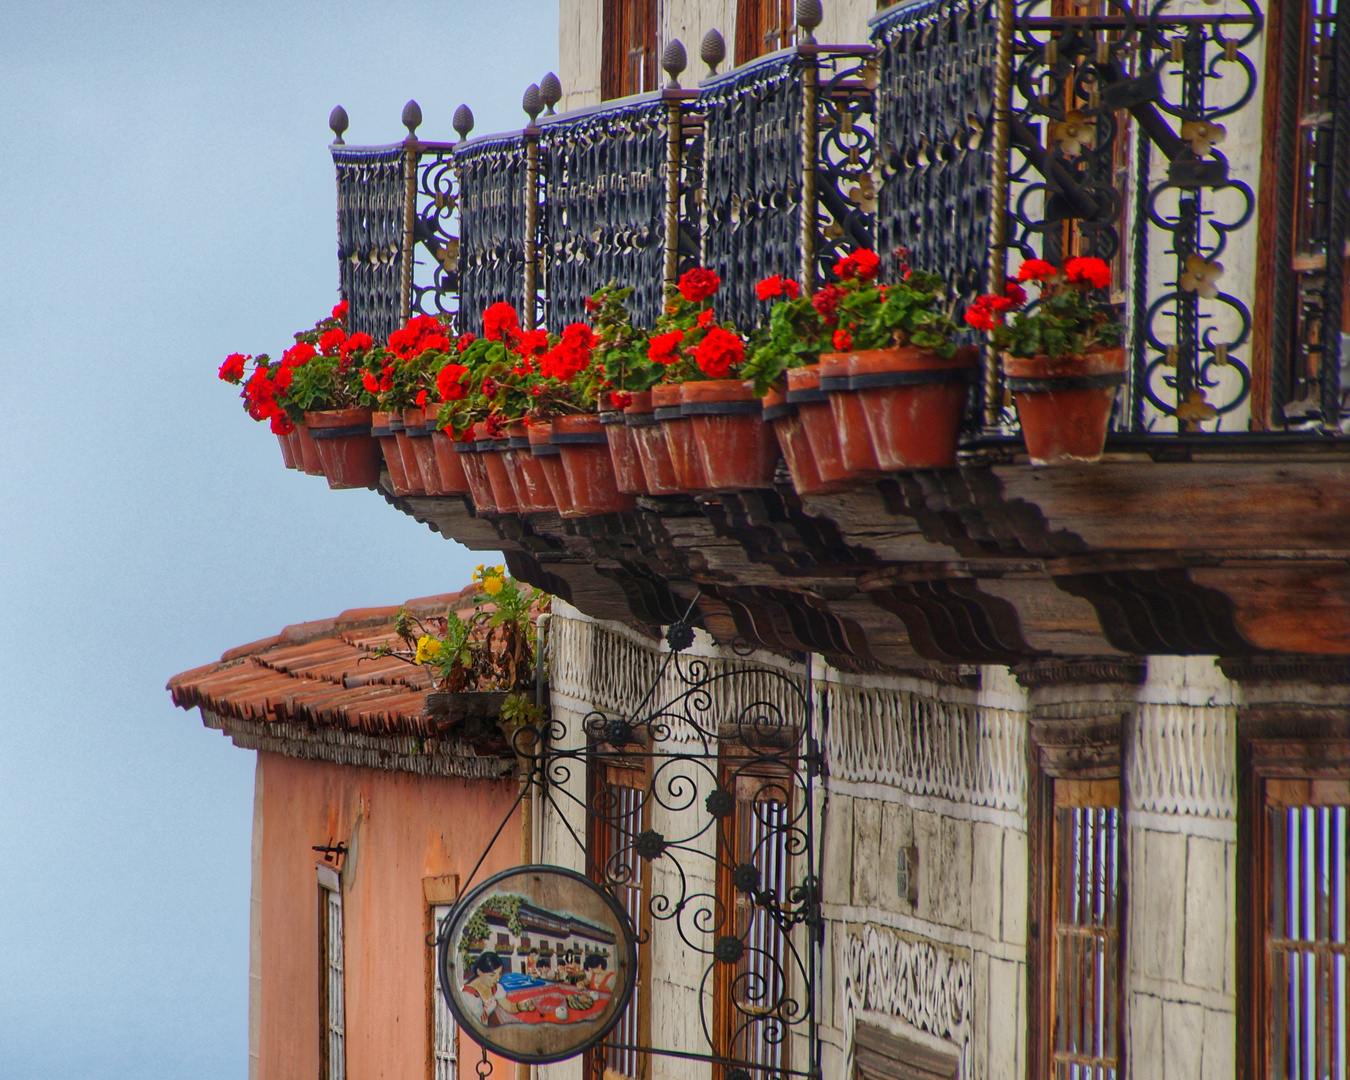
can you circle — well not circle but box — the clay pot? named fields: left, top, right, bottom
left=1005, top=347, right=1127, bottom=465
left=784, top=365, right=862, bottom=490
left=504, top=423, right=555, bottom=512
left=276, top=428, right=298, bottom=469
left=454, top=431, right=497, bottom=514
left=680, top=379, right=779, bottom=491
left=529, top=422, right=581, bottom=517
left=293, top=420, right=326, bottom=476
left=819, top=354, right=882, bottom=477
left=390, top=413, right=426, bottom=495
left=474, top=422, right=520, bottom=513
left=653, top=383, right=709, bottom=491
left=401, top=405, right=447, bottom=495
left=762, top=385, right=834, bottom=497
left=600, top=406, right=648, bottom=494
left=551, top=414, right=635, bottom=515
left=371, top=411, right=413, bottom=494
left=305, top=407, right=382, bottom=490
left=624, top=391, right=682, bottom=495
left=846, top=346, right=978, bottom=470
left=430, top=427, right=471, bottom=495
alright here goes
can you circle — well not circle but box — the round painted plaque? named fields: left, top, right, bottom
left=438, top=865, right=638, bottom=1064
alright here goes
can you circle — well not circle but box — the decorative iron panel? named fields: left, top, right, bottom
left=333, top=146, right=406, bottom=342
left=812, top=47, right=881, bottom=284
left=456, top=134, right=531, bottom=334
left=1004, top=0, right=1263, bottom=432
left=540, top=98, right=668, bottom=328
left=411, top=144, right=461, bottom=326
left=872, top=0, right=997, bottom=301
left=700, top=53, right=803, bottom=331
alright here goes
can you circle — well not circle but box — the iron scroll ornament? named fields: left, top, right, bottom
left=437, top=864, right=639, bottom=1065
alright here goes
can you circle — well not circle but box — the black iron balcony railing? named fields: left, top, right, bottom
left=328, top=0, right=1350, bottom=437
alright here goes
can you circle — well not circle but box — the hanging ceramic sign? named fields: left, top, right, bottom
left=438, top=865, right=638, bottom=1064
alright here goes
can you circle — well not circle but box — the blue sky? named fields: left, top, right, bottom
left=0, top=3, right=554, bottom=1076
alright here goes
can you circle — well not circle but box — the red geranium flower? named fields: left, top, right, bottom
left=1016, top=259, right=1057, bottom=282
left=812, top=284, right=845, bottom=325
left=1064, top=256, right=1111, bottom=290
left=415, top=389, right=428, bottom=407
left=697, top=309, right=715, bottom=328
left=515, top=328, right=550, bottom=357
left=832, top=329, right=853, bottom=350
left=647, top=329, right=684, bottom=366
left=677, top=267, right=721, bottom=303
left=339, top=332, right=373, bottom=360
left=1004, top=280, right=1028, bottom=308
left=693, top=327, right=745, bottom=379
left=584, top=296, right=600, bottom=313
left=317, top=328, right=347, bottom=356
left=756, top=276, right=786, bottom=301
left=218, top=353, right=247, bottom=383
left=457, top=332, right=477, bottom=352
left=331, top=300, right=349, bottom=323
left=283, top=342, right=317, bottom=368
left=609, top=390, right=633, bottom=410
left=270, top=412, right=295, bottom=435
left=560, top=322, right=596, bottom=350
left=361, top=370, right=380, bottom=394
left=482, top=303, right=521, bottom=343
left=835, top=248, right=881, bottom=282
left=437, top=363, right=469, bottom=401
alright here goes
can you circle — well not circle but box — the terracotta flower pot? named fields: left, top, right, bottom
left=305, top=407, right=382, bottom=490
left=504, top=423, right=555, bottom=513
left=286, top=427, right=305, bottom=469
left=474, top=422, right=520, bottom=513
left=453, top=430, right=497, bottom=514
left=785, top=365, right=862, bottom=489
left=429, top=426, right=471, bottom=495
left=819, top=353, right=883, bottom=476
left=390, top=414, right=426, bottom=495
left=762, top=385, right=834, bottom=497
left=679, top=379, right=779, bottom=491
left=1005, top=347, right=1127, bottom=465
left=529, top=422, right=581, bottom=517
left=276, top=428, right=298, bottom=469
left=624, top=391, right=682, bottom=495
left=653, top=383, right=709, bottom=491
left=402, top=405, right=447, bottom=495
left=551, top=414, right=635, bottom=515
left=293, top=420, right=326, bottom=476
left=845, top=346, right=978, bottom=470
left=371, top=411, right=413, bottom=494
left=600, top=406, right=648, bottom=494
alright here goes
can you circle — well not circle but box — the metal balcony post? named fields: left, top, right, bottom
left=800, top=51, right=819, bottom=296
left=984, top=0, right=1015, bottom=429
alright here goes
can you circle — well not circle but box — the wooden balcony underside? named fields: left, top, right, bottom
left=387, top=454, right=1350, bottom=669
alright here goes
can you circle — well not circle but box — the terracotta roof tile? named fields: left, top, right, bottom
left=167, top=585, right=522, bottom=742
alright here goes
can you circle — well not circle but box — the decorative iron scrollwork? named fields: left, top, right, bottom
left=410, top=144, right=461, bottom=324
left=457, top=134, right=531, bottom=335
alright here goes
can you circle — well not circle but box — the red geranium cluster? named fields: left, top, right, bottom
left=241, top=363, right=294, bottom=434
left=834, top=248, right=881, bottom=282
left=756, top=275, right=801, bottom=301
left=677, top=267, right=720, bottom=303
left=693, top=326, right=745, bottom=379
left=388, top=314, right=452, bottom=360
left=540, top=323, right=596, bottom=381
left=964, top=279, right=1028, bottom=331
left=339, top=332, right=373, bottom=367
left=483, top=302, right=522, bottom=344
left=811, top=284, right=844, bottom=325
left=647, top=329, right=684, bottom=365
left=437, top=363, right=470, bottom=401
left=218, top=353, right=247, bottom=383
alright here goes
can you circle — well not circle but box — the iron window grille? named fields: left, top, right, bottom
left=318, top=866, right=347, bottom=1080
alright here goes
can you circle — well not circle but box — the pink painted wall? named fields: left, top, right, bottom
left=256, top=752, right=522, bottom=1080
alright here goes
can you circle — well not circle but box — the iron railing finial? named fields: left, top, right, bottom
left=453, top=103, right=475, bottom=143
left=401, top=99, right=422, bottom=138
left=796, top=0, right=822, bottom=44
left=540, top=72, right=562, bottom=115
left=523, top=83, right=543, bottom=125
left=700, top=29, right=726, bottom=75
left=663, top=39, right=687, bottom=89
left=328, top=105, right=348, bottom=145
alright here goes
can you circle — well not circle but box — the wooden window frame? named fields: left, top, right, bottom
left=318, top=863, right=346, bottom=1080
left=587, top=752, right=653, bottom=1080
left=852, top=1020, right=959, bottom=1080
left=424, top=875, right=460, bottom=1080
left=734, top=0, right=798, bottom=67
left=1236, top=710, right=1350, bottom=1080
left=602, top=0, right=660, bottom=101
left=1026, top=714, right=1126, bottom=1080
left=713, top=748, right=796, bottom=1080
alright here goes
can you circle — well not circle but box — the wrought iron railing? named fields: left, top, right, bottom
left=328, top=0, right=1350, bottom=438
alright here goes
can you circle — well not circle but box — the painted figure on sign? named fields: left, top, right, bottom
left=462, top=952, right=537, bottom=1026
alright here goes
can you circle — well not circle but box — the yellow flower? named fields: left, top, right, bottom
left=414, top=635, right=442, bottom=665
left=482, top=575, right=504, bottom=596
